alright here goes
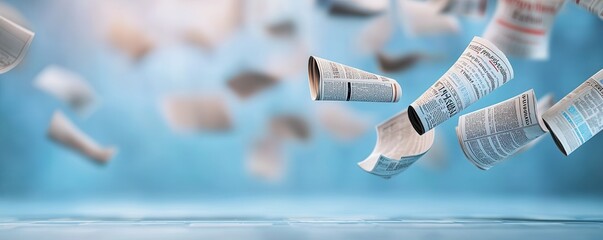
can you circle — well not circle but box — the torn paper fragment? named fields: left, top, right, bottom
left=270, top=115, right=311, bottom=142
left=264, top=41, right=309, bottom=79
left=574, top=0, right=603, bottom=19
left=47, top=111, right=116, bottom=164
left=543, top=69, right=603, bottom=156
left=376, top=52, right=431, bottom=73
left=107, top=18, right=154, bottom=61
left=434, top=0, right=487, bottom=18
left=34, top=66, right=98, bottom=116
left=456, top=90, right=548, bottom=170
left=358, top=110, right=435, bottom=178
left=317, top=104, right=370, bottom=141
left=482, top=0, right=565, bottom=60
left=265, top=20, right=297, bottom=38
left=397, top=0, right=460, bottom=37
left=0, top=15, right=34, bottom=74
left=327, top=0, right=389, bottom=17
left=247, top=137, right=285, bottom=182
left=161, top=94, right=232, bottom=133
left=308, top=56, right=401, bottom=102
left=357, top=13, right=393, bottom=54
left=408, top=36, right=514, bottom=135
left=227, top=71, right=279, bottom=99
left=180, top=0, right=243, bottom=50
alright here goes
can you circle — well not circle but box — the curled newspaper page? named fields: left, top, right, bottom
left=34, top=66, right=98, bottom=116
left=47, top=111, right=117, bottom=164
left=483, top=0, right=565, bottom=60
left=456, top=90, right=547, bottom=170
left=308, top=56, right=401, bottom=102
left=574, top=0, right=603, bottom=19
left=434, top=0, right=488, bottom=18
left=0, top=15, right=34, bottom=74
left=358, top=110, right=435, bottom=179
left=542, top=69, right=603, bottom=156
left=397, top=0, right=460, bottom=37
left=408, top=36, right=514, bottom=135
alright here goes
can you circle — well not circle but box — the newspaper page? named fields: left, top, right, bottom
left=308, top=56, right=401, bottom=102
left=542, top=69, right=603, bottom=156
left=456, top=89, right=547, bottom=170
left=34, top=66, right=98, bottom=116
left=408, top=36, right=514, bottom=135
left=575, top=0, right=603, bottom=19
left=434, top=0, right=487, bottom=18
left=0, top=15, right=34, bottom=74
left=48, top=111, right=116, bottom=164
left=513, top=93, right=554, bottom=155
left=358, top=110, right=435, bottom=178
left=398, top=0, right=460, bottom=37
left=483, top=0, right=565, bottom=60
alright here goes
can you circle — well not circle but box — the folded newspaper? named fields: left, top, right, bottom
left=542, top=69, right=603, bottom=156
left=308, top=56, right=401, bottom=102
left=358, top=110, right=435, bottom=178
left=0, top=15, right=34, bottom=74
left=456, top=89, right=548, bottom=170
left=408, top=36, right=514, bottom=135
left=483, top=0, right=565, bottom=60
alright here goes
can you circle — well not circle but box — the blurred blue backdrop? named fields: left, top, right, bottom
left=0, top=0, right=602, bottom=207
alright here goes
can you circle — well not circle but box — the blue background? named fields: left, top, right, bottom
left=0, top=0, right=602, bottom=208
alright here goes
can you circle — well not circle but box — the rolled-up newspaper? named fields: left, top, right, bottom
left=0, top=15, right=34, bottom=74
left=482, top=0, right=565, bottom=60
left=408, top=36, right=514, bottom=135
left=47, top=111, right=116, bottom=164
left=358, top=110, right=435, bottom=178
left=308, top=56, right=401, bottom=102
left=543, top=69, right=603, bottom=156
left=574, top=0, right=603, bottom=19
left=456, top=89, right=548, bottom=170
